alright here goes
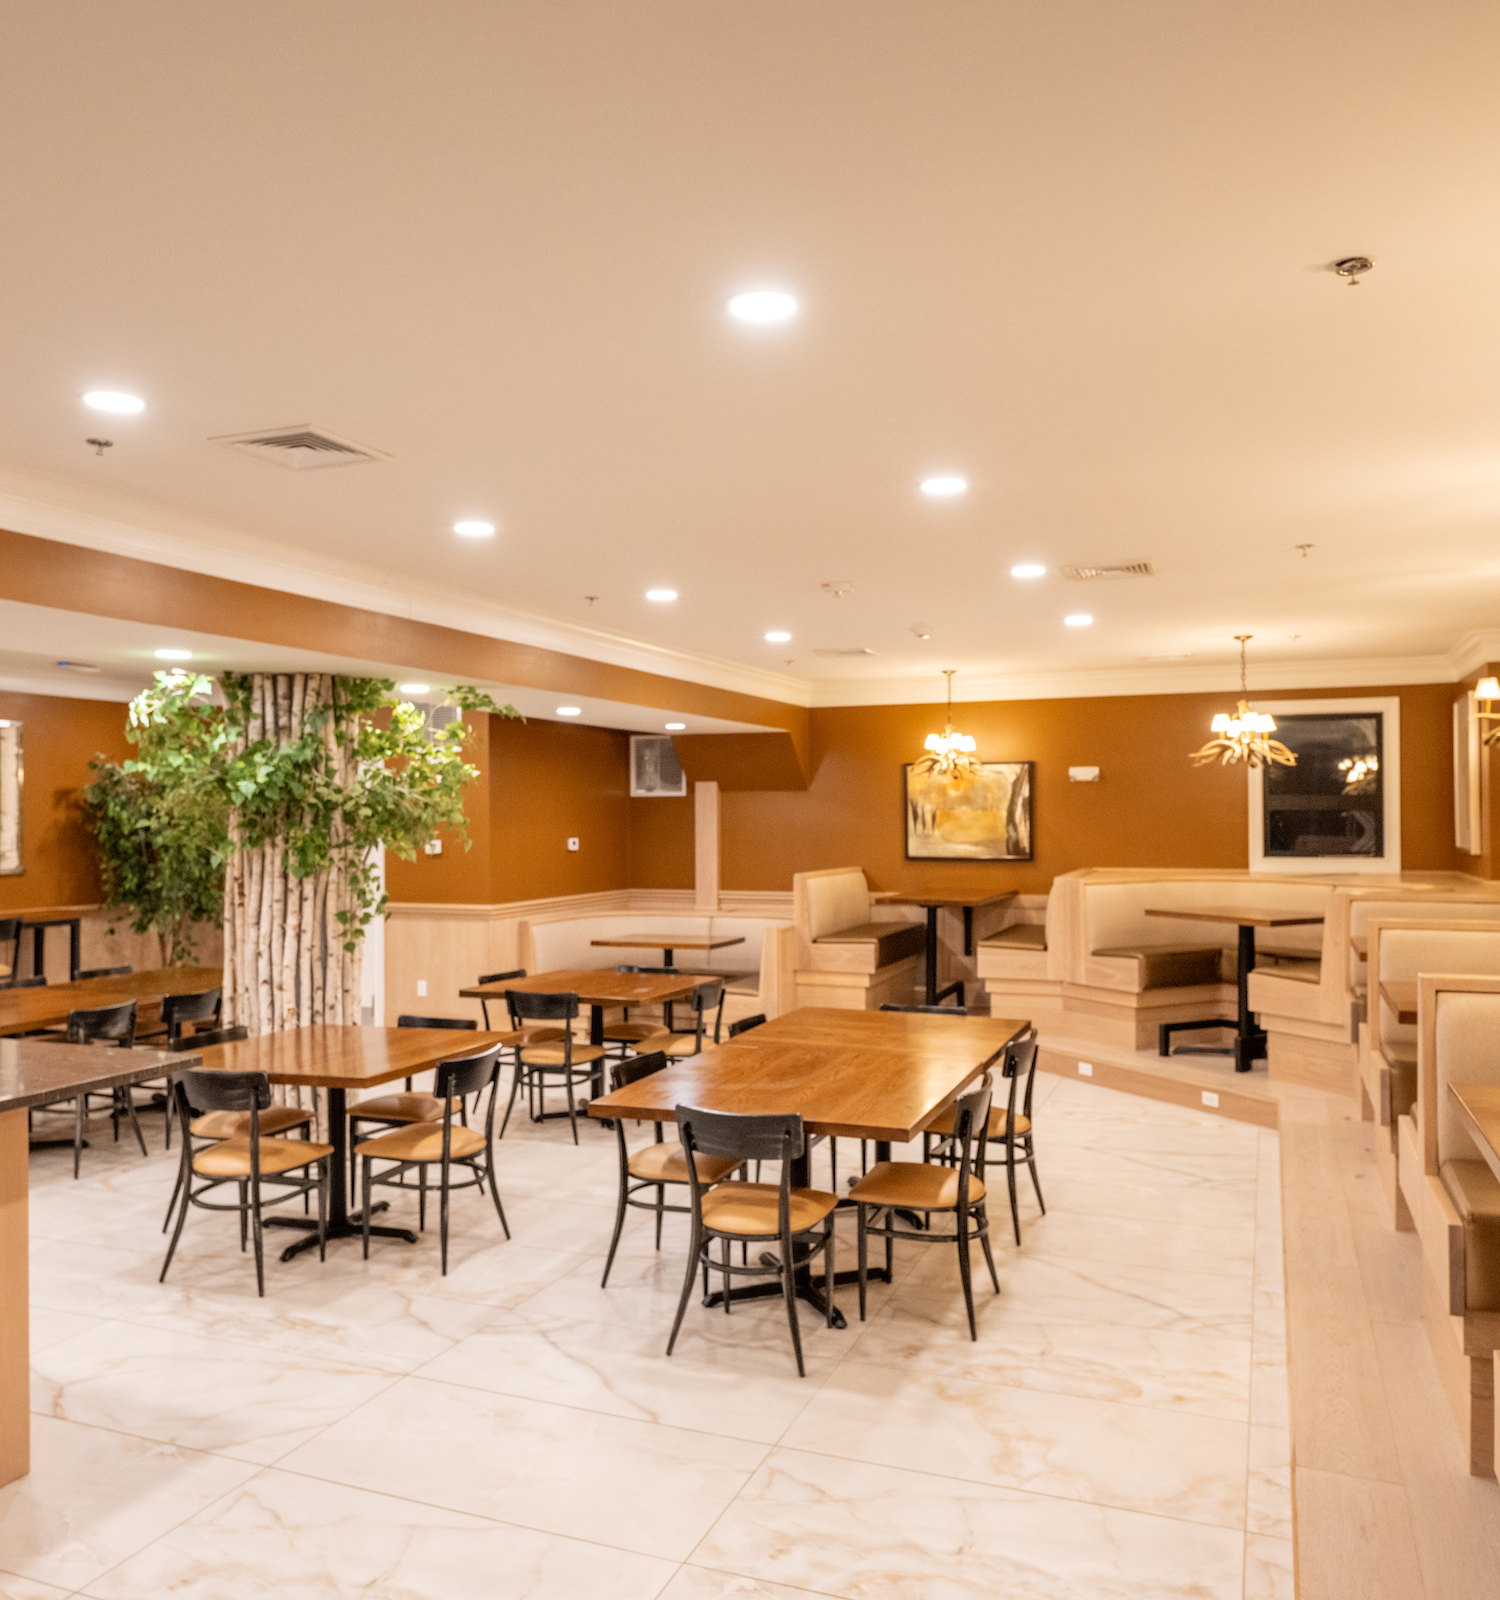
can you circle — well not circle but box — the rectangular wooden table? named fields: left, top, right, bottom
left=191, top=1025, right=513, bottom=1261
left=1380, top=981, right=1418, bottom=1026
left=878, top=892, right=1018, bottom=1006
left=0, top=965, right=224, bottom=1038
left=588, top=1005, right=1029, bottom=1323
left=1146, top=906, right=1324, bottom=1071
left=1450, top=1082, right=1500, bottom=1188
left=589, top=933, right=745, bottom=968
left=2, top=1040, right=198, bottom=1488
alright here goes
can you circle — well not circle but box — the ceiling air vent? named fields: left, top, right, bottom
left=1059, top=560, right=1156, bottom=581
left=210, top=424, right=391, bottom=471
left=630, top=735, right=687, bottom=797
left=811, top=647, right=877, bottom=657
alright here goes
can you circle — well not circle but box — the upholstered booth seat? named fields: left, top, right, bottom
left=1091, top=943, right=1224, bottom=990
left=982, top=923, right=1046, bottom=952
left=813, top=920, right=925, bottom=966
left=1441, top=1160, right=1500, bottom=1312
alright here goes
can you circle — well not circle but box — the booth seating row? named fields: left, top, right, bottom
left=1392, top=972, right=1500, bottom=1477
left=789, top=868, right=927, bottom=1010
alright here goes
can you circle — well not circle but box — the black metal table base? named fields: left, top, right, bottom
left=1158, top=923, right=1267, bottom=1073
left=265, top=1201, right=418, bottom=1263
left=701, top=1257, right=889, bottom=1329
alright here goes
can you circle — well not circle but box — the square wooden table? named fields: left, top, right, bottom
left=0, top=965, right=224, bottom=1038
left=190, top=1025, right=514, bottom=1261
left=589, top=933, right=745, bottom=968
left=1450, top=1081, right=1500, bottom=1188
left=878, top=892, right=1018, bottom=1005
left=1146, top=906, right=1324, bottom=1071
left=460, top=967, right=703, bottom=1048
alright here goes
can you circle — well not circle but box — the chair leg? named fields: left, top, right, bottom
left=824, top=1216, right=836, bottom=1328
left=316, top=1162, right=328, bottom=1262
left=163, top=1090, right=173, bottom=1151
left=976, top=1204, right=1001, bottom=1294
left=780, top=1234, right=805, bottom=1378
left=239, top=1181, right=249, bottom=1251
left=564, top=1071, right=579, bottom=1146
left=73, top=1096, right=84, bottom=1179
left=439, top=1166, right=451, bottom=1277
left=956, top=1204, right=977, bottom=1340
left=654, top=1184, right=665, bottom=1251
left=829, top=1138, right=837, bottom=1193
left=419, top=1166, right=427, bottom=1233
left=1025, top=1141, right=1046, bottom=1213
left=119, top=1088, right=148, bottom=1158
left=250, top=1175, right=266, bottom=1298
left=667, top=1222, right=703, bottom=1356
left=485, top=1153, right=510, bottom=1240
left=362, top=1159, right=373, bottom=1258
left=856, top=1204, right=869, bottom=1322
left=162, top=1157, right=184, bottom=1232
left=159, top=1163, right=194, bottom=1282
left=1005, top=1140, right=1021, bottom=1246
left=722, top=1236, right=732, bottom=1315
left=499, top=1066, right=523, bottom=1139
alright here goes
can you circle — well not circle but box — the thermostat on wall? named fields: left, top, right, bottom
left=566, top=837, right=580, bottom=852
left=1068, top=766, right=1101, bottom=783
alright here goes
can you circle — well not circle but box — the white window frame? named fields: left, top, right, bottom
left=1246, top=696, right=1401, bottom=875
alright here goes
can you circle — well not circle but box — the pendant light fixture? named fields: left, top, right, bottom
left=1475, top=676, right=1500, bottom=747
left=914, top=670, right=985, bottom=780
left=1189, top=636, right=1296, bottom=769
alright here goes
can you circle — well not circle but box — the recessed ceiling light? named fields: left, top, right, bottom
left=646, top=589, right=677, bottom=602
left=557, top=706, right=582, bottom=716
left=920, top=476, right=967, bottom=497
left=83, top=391, right=145, bottom=414
left=453, top=520, right=495, bottom=538
left=398, top=683, right=430, bottom=695
left=1064, top=615, right=1093, bottom=628
left=1011, top=563, right=1046, bottom=579
left=727, top=290, right=798, bottom=324
left=154, top=648, right=192, bottom=660
left=665, top=722, right=686, bottom=731
left=764, top=631, right=792, bottom=643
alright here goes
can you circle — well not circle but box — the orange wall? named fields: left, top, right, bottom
left=0, top=691, right=132, bottom=912
left=628, top=794, right=695, bottom=889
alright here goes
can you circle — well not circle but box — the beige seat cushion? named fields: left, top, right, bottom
left=354, top=1121, right=488, bottom=1161
left=981, top=924, right=1046, bottom=951
left=924, top=1104, right=1030, bottom=1140
left=515, top=1025, right=567, bottom=1045
left=1440, top=1159, right=1500, bottom=1312
left=814, top=921, right=926, bottom=966
left=348, top=1092, right=449, bottom=1124
left=190, top=1106, right=312, bottom=1139
left=602, top=1022, right=670, bottom=1044
left=699, top=1180, right=839, bottom=1237
left=520, top=1042, right=607, bottom=1066
left=849, top=1160, right=987, bottom=1209
left=193, top=1136, right=333, bottom=1178
left=661, top=1033, right=709, bottom=1057
left=1092, top=944, right=1223, bottom=989
left=628, top=1142, right=741, bottom=1185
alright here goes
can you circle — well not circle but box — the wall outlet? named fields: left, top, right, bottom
left=1068, top=766, right=1101, bottom=782
left=1201, top=1090, right=1220, bottom=1108
left=417, top=979, right=427, bottom=997
left=424, top=839, right=442, bottom=856
left=566, top=837, right=580, bottom=851
left=1078, top=1061, right=1093, bottom=1076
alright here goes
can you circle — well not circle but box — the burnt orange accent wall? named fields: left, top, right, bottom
left=673, top=732, right=808, bottom=790
left=0, top=692, right=131, bottom=912
left=628, top=795, right=695, bottom=889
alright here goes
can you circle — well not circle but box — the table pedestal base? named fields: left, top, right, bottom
left=702, top=1259, right=890, bottom=1330
left=265, top=1200, right=418, bottom=1262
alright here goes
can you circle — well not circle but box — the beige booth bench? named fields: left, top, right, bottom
left=1395, top=972, right=1500, bottom=1476
left=791, top=868, right=926, bottom=1010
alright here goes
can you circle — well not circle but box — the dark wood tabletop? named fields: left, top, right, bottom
left=0, top=966, right=224, bottom=1037
left=1145, top=906, right=1325, bottom=929
left=1380, top=981, right=1418, bottom=1025
left=460, top=968, right=702, bottom=1009
left=0, top=1040, right=197, bottom=1115
left=589, top=934, right=745, bottom=952
left=189, top=1025, right=515, bottom=1090
left=1450, top=1082, right=1500, bottom=1188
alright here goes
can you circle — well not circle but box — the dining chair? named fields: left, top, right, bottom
left=502, top=989, right=606, bottom=1144
left=656, top=981, right=725, bottom=1059
left=475, top=970, right=565, bottom=1044
left=32, top=1000, right=147, bottom=1177
left=670, top=1104, right=839, bottom=1377
left=355, top=1042, right=509, bottom=1274
left=7, top=974, right=45, bottom=989
left=615, top=964, right=725, bottom=1040
left=388, top=1011, right=478, bottom=1092
left=727, top=1014, right=766, bottom=1036
left=600, top=965, right=671, bottom=1059
left=848, top=1078, right=999, bottom=1339
left=136, top=986, right=224, bottom=1146
left=923, top=1029, right=1044, bottom=1244
left=601, top=1053, right=745, bottom=1286
left=160, top=1067, right=334, bottom=1296
left=0, top=916, right=21, bottom=986
left=76, top=964, right=133, bottom=980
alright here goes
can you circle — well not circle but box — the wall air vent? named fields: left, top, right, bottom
left=1059, top=561, right=1156, bottom=581
left=210, top=424, right=391, bottom=471
left=811, top=647, right=877, bottom=657
left=631, top=735, right=687, bottom=797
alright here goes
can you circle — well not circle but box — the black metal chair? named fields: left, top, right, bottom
left=475, top=970, right=563, bottom=1042
left=7, top=974, right=45, bottom=989
left=355, top=1043, right=510, bottom=1274
left=924, top=1030, right=1044, bottom=1244
left=388, top=1011, right=477, bottom=1093
left=137, top=986, right=224, bottom=1146
left=502, top=990, right=606, bottom=1144
left=160, top=1068, right=334, bottom=1295
left=0, top=916, right=21, bottom=986
left=656, top=981, right=726, bottom=1059
left=600, top=966, right=672, bottom=1060
left=601, top=1053, right=745, bottom=1287
left=848, top=1079, right=999, bottom=1340
left=670, top=1105, right=839, bottom=1377
left=614, top=964, right=727, bottom=1041
left=31, top=1001, right=146, bottom=1178
left=76, top=965, right=133, bottom=980
left=727, top=1014, right=766, bottom=1037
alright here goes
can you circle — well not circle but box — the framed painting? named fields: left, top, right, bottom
left=904, top=760, right=1033, bottom=861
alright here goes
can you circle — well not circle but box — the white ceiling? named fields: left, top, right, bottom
left=2, top=1, right=1499, bottom=703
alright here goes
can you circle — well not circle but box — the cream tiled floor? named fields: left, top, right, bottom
left=3, top=1071, right=1292, bottom=1599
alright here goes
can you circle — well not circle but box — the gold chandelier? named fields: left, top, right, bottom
left=1189, top=636, right=1297, bottom=770
left=914, top=669, right=985, bottom=780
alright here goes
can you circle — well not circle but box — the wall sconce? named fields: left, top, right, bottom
left=1476, top=677, right=1500, bottom=747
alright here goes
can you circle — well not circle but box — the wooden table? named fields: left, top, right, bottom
left=588, top=1005, right=1029, bottom=1322
left=192, top=1025, right=513, bottom=1261
left=589, top=933, right=745, bottom=968
left=1380, top=981, right=1418, bottom=1026
left=461, top=967, right=702, bottom=1051
left=1450, top=1082, right=1500, bottom=1188
left=0, top=965, right=223, bottom=1038
left=2, top=1040, right=197, bottom=1487
left=878, top=892, right=1017, bottom=1006
left=1146, top=906, right=1324, bottom=1071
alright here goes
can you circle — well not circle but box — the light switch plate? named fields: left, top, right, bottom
left=1202, top=1090, right=1220, bottom=1108
left=1068, top=766, right=1101, bottom=782
left=1078, top=1061, right=1093, bottom=1076
left=417, top=980, right=427, bottom=997
left=566, top=837, right=580, bottom=851
left=423, top=839, right=442, bottom=855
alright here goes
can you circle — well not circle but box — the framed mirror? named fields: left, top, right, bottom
left=0, top=720, right=19, bottom=874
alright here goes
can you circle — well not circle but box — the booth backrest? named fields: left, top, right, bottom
left=1348, top=895, right=1500, bottom=987
left=1081, top=878, right=1332, bottom=959
left=1372, top=920, right=1500, bottom=1056
left=1431, top=987, right=1500, bottom=1166
left=795, top=869, right=872, bottom=943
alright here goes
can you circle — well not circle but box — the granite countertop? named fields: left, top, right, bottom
left=0, top=1041, right=201, bottom=1116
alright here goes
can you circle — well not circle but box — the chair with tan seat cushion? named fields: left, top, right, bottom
left=657, top=980, right=726, bottom=1059
left=503, top=988, right=607, bottom=1145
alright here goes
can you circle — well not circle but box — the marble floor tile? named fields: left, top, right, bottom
left=0, top=1574, right=74, bottom=1600
left=1246, top=1423, right=1293, bottom=1539
left=31, top=1320, right=399, bottom=1465
left=28, top=1305, right=103, bottom=1354
left=1244, top=1533, right=1296, bottom=1600
left=844, top=1300, right=1252, bottom=1421
left=693, top=1447, right=1248, bottom=1600
left=782, top=1360, right=1249, bottom=1529
left=659, top=1567, right=840, bottom=1599
left=80, top=1468, right=676, bottom=1600
left=0, top=1416, right=257, bottom=1592
left=1249, top=1353, right=1291, bottom=1431
left=1016, top=1206, right=1257, bottom=1280
left=280, top=1374, right=766, bottom=1560
left=1023, top=1168, right=1263, bottom=1230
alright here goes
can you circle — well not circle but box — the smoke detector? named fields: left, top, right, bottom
left=1059, top=560, right=1155, bottom=581
left=820, top=581, right=855, bottom=599
left=812, top=647, right=877, bottom=657
left=211, top=425, right=391, bottom=471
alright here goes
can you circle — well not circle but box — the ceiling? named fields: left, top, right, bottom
left=2, top=1, right=1499, bottom=706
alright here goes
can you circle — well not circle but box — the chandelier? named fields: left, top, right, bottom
left=1189, top=636, right=1297, bottom=770
left=913, top=670, right=985, bottom=781
left=1476, top=677, right=1500, bottom=747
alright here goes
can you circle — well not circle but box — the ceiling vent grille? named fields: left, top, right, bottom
left=211, top=425, right=391, bottom=471
left=1059, top=560, right=1155, bottom=581
left=811, top=647, right=877, bottom=657
left=630, top=735, right=687, bottom=797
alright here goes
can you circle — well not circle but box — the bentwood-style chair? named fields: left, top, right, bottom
left=137, top=986, right=224, bottom=1146
left=923, top=1029, right=1044, bottom=1244
left=0, top=917, right=21, bottom=986
left=502, top=989, right=606, bottom=1144
left=601, top=1053, right=745, bottom=1286
left=727, top=1014, right=766, bottom=1037
left=355, top=1043, right=509, bottom=1274
left=670, top=1105, right=839, bottom=1377
left=600, top=966, right=671, bottom=1060
left=32, top=1000, right=147, bottom=1178
left=656, top=981, right=726, bottom=1059
left=848, top=1079, right=999, bottom=1339
left=160, top=1068, right=334, bottom=1296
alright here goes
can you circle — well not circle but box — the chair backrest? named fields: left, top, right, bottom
left=397, top=1014, right=478, bottom=1031
left=690, top=981, right=724, bottom=1013
left=506, top=988, right=579, bottom=1022
left=433, top=1042, right=505, bottom=1103
left=66, top=998, right=137, bottom=1046
left=880, top=1003, right=971, bottom=1015
left=1003, top=1031, right=1040, bottom=1118
left=677, top=1102, right=805, bottom=1164
left=945, top=1078, right=993, bottom=1203
left=162, top=987, right=222, bottom=1038
left=7, top=974, right=46, bottom=989
left=175, top=1067, right=271, bottom=1115
left=616, top=1051, right=668, bottom=1087
left=0, top=917, right=23, bottom=975
left=78, top=965, right=133, bottom=980
left=728, top=1014, right=766, bottom=1037
left=478, top=969, right=526, bottom=984
left=179, top=1025, right=248, bottom=1048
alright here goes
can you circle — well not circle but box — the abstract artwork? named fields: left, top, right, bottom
left=904, top=759, right=1033, bottom=861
